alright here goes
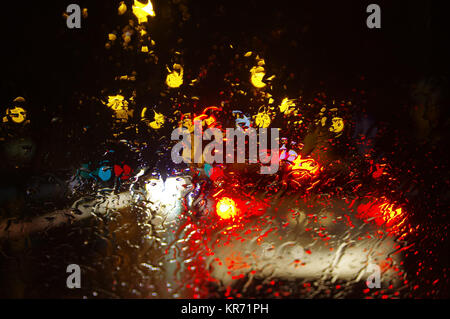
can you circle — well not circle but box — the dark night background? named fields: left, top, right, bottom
left=1, top=0, right=449, bottom=172
left=0, top=0, right=449, bottom=298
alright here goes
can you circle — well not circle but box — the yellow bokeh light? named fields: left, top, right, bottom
left=13, top=96, right=25, bottom=103
left=166, top=64, right=184, bottom=88
left=255, top=110, right=271, bottom=128
left=132, top=0, right=155, bottom=24
left=291, top=156, right=319, bottom=175
left=118, top=1, right=127, bottom=15
left=250, top=65, right=266, bottom=88
left=149, top=111, right=165, bottom=129
left=279, top=97, right=295, bottom=114
left=329, top=117, right=344, bottom=133
left=108, top=33, right=117, bottom=41
left=216, top=197, right=237, bottom=220
left=6, top=106, right=27, bottom=124
left=105, top=95, right=128, bottom=111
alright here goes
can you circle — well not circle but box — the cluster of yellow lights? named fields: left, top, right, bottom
left=166, top=64, right=184, bottom=88
left=132, top=0, right=155, bottom=24
left=216, top=197, right=238, bottom=220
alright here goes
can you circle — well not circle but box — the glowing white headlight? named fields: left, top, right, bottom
left=144, top=176, right=192, bottom=221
